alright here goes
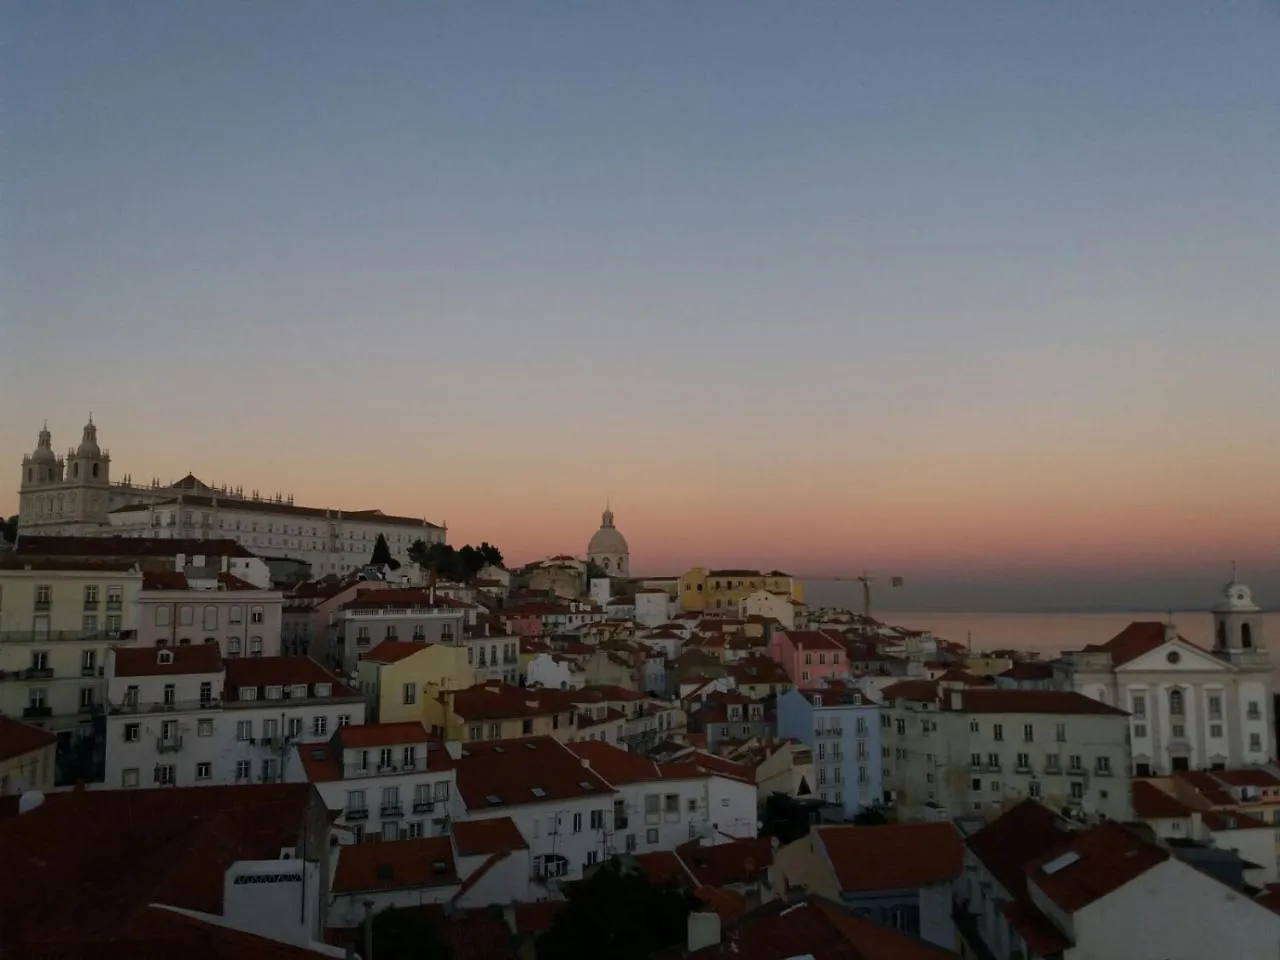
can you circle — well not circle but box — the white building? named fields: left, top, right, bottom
left=104, top=647, right=365, bottom=789
left=957, top=799, right=1280, bottom=960
left=137, top=568, right=283, bottom=658
left=635, top=590, right=676, bottom=628
left=329, top=588, right=468, bottom=676
left=289, top=721, right=460, bottom=844
left=586, top=505, right=629, bottom=577
left=17, top=419, right=445, bottom=575
left=882, top=681, right=1134, bottom=822
left=1056, top=579, right=1275, bottom=776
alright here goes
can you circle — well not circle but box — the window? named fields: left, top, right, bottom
left=228, top=637, right=242, bottom=656
left=235, top=760, right=251, bottom=780
left=434, top=781, right=450, bottom=801
left=249, top=637, right=263, bottom=656
left=381, top=786, right=400, bottom=813
left=155, top=765, right=175, bottom=785
left=969, top=719, right=979, bottom=733
left=288, top=717, right=303, bottom=737
left=1096, top=756, right=1111, bottom=774
left=1251, top=733, right=1263, bottom=752
left=993, top=724, right=1004, bottom=741
left=1131, top=694, right=1146, bottom=718
left=203, top=606, right=218, bottom=630
left=382, top=822, right=401, bottom=842
left=970, top=777, right=982, bottom=790
left=199, top=681, right=213, bottom=704
left=1248, top=700, right=1261, bottom=721
left=338, top=714, right=351, bottom=727
left=488, top=722, right=501, bottom=739
left=179, top=606, right=194, bottom=626
left=1209, top=723, right=1223, bottom=739
left=1055, top=723, right=1067, bottom=742
left=196, top=762, right=211, bottom=781
left=522, top=718, right=534, bottom=735
left=1016, top=753, right=1031, bottom=770
left=970, top=753, right=981, bottom=768
left=626, top=833, right=638, bottom=852
left=572, top=812, right=583, bottom=833
left=1068, top=754, right=1083, bottom=771
left=407, top=821, right=425, bottom=839
left=122, top=769, right=139, bottom=788
left=1134, top=724, right=1148, bottom=738
left=1070, top=781, right=1084, bottom=800
left=1208, top=694, right=1223, bottom=720
left=163, top=684, right=176, bottom=706
left=987, top=753, right=1000, bottom=769
left=198, top=718, right=213, bottom=738
left=1028, top=781, right=1042, bottom=799
left=155, top=606, right=171, bottom=627
left=1172, top=724, right=1186, bottom=739
left=378, top=748, right=394, bottom=769
left=236, top=721, right=253, bottom=741
left=1169, top=689, right=1184, bottom=716
left=896, top=719, right=906, bottom=735
left=265, top=685, right=283, bottom=701
left=468, top=724, right=483, bottom=741
left=1023, top=724, right=1034, bottom=743
left=403, top=682, right=416, bottom=705
left=124, top=723, right=140, bottom=742
left=251, top=606, right=264, bottom=624
left=347, top=789, right=366, bottom=814
left=646, top=828, right=659, bottom=844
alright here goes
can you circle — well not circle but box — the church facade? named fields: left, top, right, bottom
left=16, top=420, right=445, bottom=576
left=1056, top=578, right=1275, bottom=776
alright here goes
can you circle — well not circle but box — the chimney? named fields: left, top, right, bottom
left=1164, top=622, right=1178, bottom=644
left=581, top=757, right=590, bottom=769
left=687, top=911, right=721, bottom=952
left=949, top=689, right=963, bottom=711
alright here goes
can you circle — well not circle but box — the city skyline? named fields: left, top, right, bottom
left=6, top=4, right=1280, bottom=598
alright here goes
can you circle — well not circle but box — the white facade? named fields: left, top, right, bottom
left=103, top=649, right=365, bottom=790
left=137, top=580, right=283, bottom=659
left=18, top=420, right=115, bottom=536
left=884, top=687, right=1133, bottom=822
left=527, top=653, right=581, bottom=691
left=333, top=604, right=466, bottom=676
left=635, top=591, right=675, bottom=628
left=1058, top=585, right=1275, bottom=775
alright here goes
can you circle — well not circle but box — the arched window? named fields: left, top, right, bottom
left=1242, top=623, right=1254, bottom=649
left=92, top=463, right=99, bottom=478
left=26, top=468, right=32, bottom=483
left=602, top=558, right=610, bottom=570
left=72, top=463, right=79, bottom=478
left=1170, top=688, right=1185, bottom=716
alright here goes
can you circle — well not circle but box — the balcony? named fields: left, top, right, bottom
left=110, top=698, right=221, bottom=715
left=157, top=736, right=184, bottom=753
left=107, top=599, right=123, bottom=611
left=81, top=666, right=99, bottom=678
left=84, top=600, right=99, bottom=611
left=380, top=803, right=404, bottom=818
left=347, top=808, right=370, bottom=821
left=412, top=799, right=435, bottom=814
left=1094, top=766, right=1113, bottom=777
left=23, top=705, right=52, bottom=719
left=78, top=702, right=98, bottom=715
left=1066, top=766, right=1087, bottom=777
left=34, top=600, right=51, bottom=612
left=0, top=629, right=137, bottom=644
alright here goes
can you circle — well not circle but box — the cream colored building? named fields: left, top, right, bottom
left=679, top=568, right=803, bottom=613
left=356, top=640, right=476, bottom=724
left=0, top=558, right=144, bottom=739
left=738, top=589, right=806, bottom=630
left=0, top=715, right=57, bottom=794
left=17, top=419, right=445, bottom=575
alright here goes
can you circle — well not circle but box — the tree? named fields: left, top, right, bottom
left=852, top=807, right=890, bottom=826
left=537, top=858, right=696, bottom=960
left=0, top=515, right=17, bottom=545
left=407, top=540, right=503, bottom=582
left=369, top=533, right=400, bottom=570
left=353, top=906, right=452, bottom=960
left=476, top=542, right=504, bottom=568
left=584, top=559, right=608, bottom=581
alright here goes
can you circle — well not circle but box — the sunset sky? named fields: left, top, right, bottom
left=4, top=4, right=1279, bottom=600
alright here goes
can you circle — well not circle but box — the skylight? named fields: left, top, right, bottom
left=531, top=788, right=546, bottom=798
left=579, top=781, right=594, bottom=791
left=486, top=794, right=503, bottom=805
left=1042, top=851, right=1081, bottom=875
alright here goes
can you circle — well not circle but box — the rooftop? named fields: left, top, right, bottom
left=223, top=657, right=357, bottom=702
left=445, top=682, right=577, bottom=721
left=332, top=836, right=459, bottom=894
left=815, top=823, right=964, bottom=893
left=948, top=689, right=1129, bottom=716
left=110, top=494, right=440, bottom=529
left=13, top=535, right=256, bottom=559
left=112, top=645, right=223, bottom=677
left=0, top=715, right=57, bottom=763
left=451, top=817, right=529, bottom=857
left=454, top=736, right=613, bottom=811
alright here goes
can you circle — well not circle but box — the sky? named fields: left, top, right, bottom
left=3, top=3, right=1280, bottom=606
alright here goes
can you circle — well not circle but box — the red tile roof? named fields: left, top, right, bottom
left=966, top=800, right=1074, bottom=917
left=0, top=715, right=57, bottom=763
left=881, top=679, right=941, bottom=702
left=451, top=817, right=529, bottom=857
left=113, top=644, right=223, bottom=677
left=0, top=556, right=140, bottom=573
left=510, top=900, right=567, bottom=935
left=999, top=661, right=1056, bottom=681
left=112, top=494, right=440, bottom=529
left=1085, top=621, right=1206, bottom=666
left=0, top=784, right=313, bottom=949
left=1026, top=821, right=1169, bottom=913
left=1202, top=809, right=1272, bottom=831
left=1213, top=769, right=1280, bottom=788
left=14, top=535, right=257, bottom=559
left=566, top=741, right=708, bottom=785
left=332, top=836, right=459, bottom=893
left=142, top=570, right=192, bottom=590
left=676, top=837, right=773, bottom=888
left=632, top=850, right=692, bottom=886
left=778, top=630, right=845, bottom=651
left=815, top=823, right=963, bottom=893
left=359, top=640, right=430, bottom=664
left=1132, top=780, right=1194, bottom=819
left=223, top=657, right=358, bottom=702
left=454, top=736, right=614, bottom=810
left=446, top=683, right=577, bottom=721
left=337, top=722, right=437, bottom=749
left=342, top=588, right=467, bottom=611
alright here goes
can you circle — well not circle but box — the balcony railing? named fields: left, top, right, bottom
left=0, top=629, right=137, bottom=644
left=80, top=666, right=101, bottom=677
left=84, top=600, right=99, bottom=611
left=157, top=736, right=184, bottom=753
left=110, top=698, right=220, bottom=715
left=347, top=808, right=370, bottom=821
left=412, top=799, right=435, bottom=814
left=380, top=803, right=404, bottom=818
left=26, top=667, right=54, bottom=680
left=23, top=705, right=52, bottom=719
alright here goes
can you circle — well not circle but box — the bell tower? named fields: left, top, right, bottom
left=1212, top=565, right=1265, bottom=663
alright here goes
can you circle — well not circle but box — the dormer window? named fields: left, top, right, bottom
left=240, top=686, right=258, bottom=701
left=266, top=685, right=283, bottom=700
left=291, top=684, right=307, bottom=699
left=315, top=683, right=332, bottom=697
left=812, top=695, right=823, bottom=706
left=156, top=650, right=174, bottom=665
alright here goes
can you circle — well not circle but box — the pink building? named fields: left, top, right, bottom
left=768, top=629, right=849, bottom=686
left=137, top=570, right=284, bottom=658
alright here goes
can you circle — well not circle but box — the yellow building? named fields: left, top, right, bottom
left=427, top=682, right=579, bottom=744
left=0, top=558, right=144, bottom=739
left=679, top=568, right=803, bottom=613
left=0, top=715, right=57, bottom=794
left=356, top=640, right=475, bottom=724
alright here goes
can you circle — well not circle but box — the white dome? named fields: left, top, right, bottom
left=1213, top=580, right=1260, bottom=613
left=587, top=507, right=629, bottom=558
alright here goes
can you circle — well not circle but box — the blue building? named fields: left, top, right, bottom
left=776, top=686, right=884, bottom=817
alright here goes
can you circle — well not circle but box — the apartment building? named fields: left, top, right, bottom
left=882, top=683, right=1133, bottom=822
left=329, top=588, right=468, bottom=675
left=103, top=648, right=365, bottom=789
left=776, top=686, right=885, bottom=816
left=768, top=629, right=848, bottom=686
left=0, top=557, right=144, bottom=740
left=289, top=721, right=460, bottom=843
left=13, top=535, right=271, bottom=588
left=136, top=569, right=283, bottom=658
left=678, top=568, right=803, bottom=614
left=355, top=640, right=476, bottom=724
left=429, top=681, right=580, bottom=744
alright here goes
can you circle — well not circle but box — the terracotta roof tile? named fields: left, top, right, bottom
left=1026, top=821, right=1168, bottom=913
left=360, top=640, right=430, bottom=664
left=815, top=823, right=963, bottom=893
left=13, top=535, right=256, bottom=559
left=1131, top=780, right=1194, bottom=819
left=778, top=629, right=845, bottom=651
left=446, top=683, right=578, bottom=721
left=1212, top=769, right=1280, bottom=788
left=451, top=817, right=529, bottom=857
left=676, top=837, right=773, bottom=887
left=998, top=661, right=1056, bottom=681
left=454, top=736, right=614, bottom=811
left=223, top=657, right=357, bottom=702
left=112, top=645, right=222, bottom=677
left=1202, top=809, right=1272, bottom=831
left=632, top=851, right=692, bottom=887
left=332, top=836, right=459, bottom=893
left=0, top=715, right=57, bottom=763
left=881, top=679, right=941, bottom=702
left=337, top=722, right=438, bottom=750
left=1084, top=621, right=1207, bottom=666
left=510, top=900, right=567, bottom=935
left=952, top=689, right=1128, bottom=716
